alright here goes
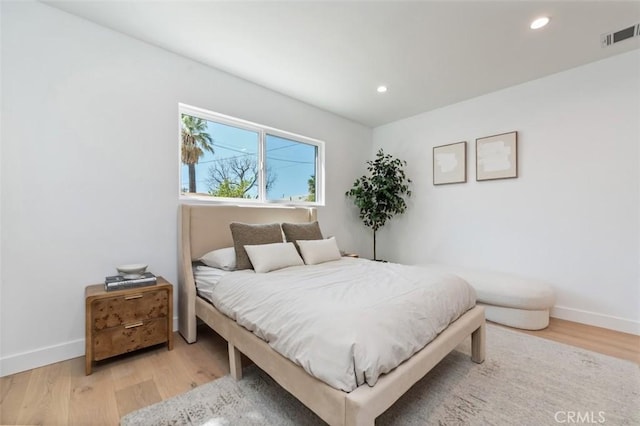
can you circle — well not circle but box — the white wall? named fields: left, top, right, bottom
left=373, top=50, right=640, bottom=334
left=0, top=1, right=4, bottom=367
left=0, top=2, right=371, bottom=376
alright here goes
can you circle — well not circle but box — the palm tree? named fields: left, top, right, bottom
left=181, top=114, right=214, bottom=193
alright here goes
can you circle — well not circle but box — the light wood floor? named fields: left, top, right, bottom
left=1, top=318, right=638, bottom=425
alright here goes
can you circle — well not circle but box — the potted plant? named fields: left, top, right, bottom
left=346, top=149, right=412, bottom=260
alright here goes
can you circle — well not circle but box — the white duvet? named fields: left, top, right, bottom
left=210, top=258, right=476, bottom=392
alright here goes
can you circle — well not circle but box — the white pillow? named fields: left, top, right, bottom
left=244, top=242, right=304, bottom=273
left=297, top=237, right=341, bottom=265
left=199, top=247, right=236, bottom=271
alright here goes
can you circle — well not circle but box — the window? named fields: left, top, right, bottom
left=179, top=104, right=324, bottom=205
left=265, top=134, right=318, bottom=202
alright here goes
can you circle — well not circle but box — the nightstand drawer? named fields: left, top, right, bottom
left=85, top=279, right=173, bottom=374
left=93, top=317, right=168, bottom=361
left=91, top=289, right=168, bottom=331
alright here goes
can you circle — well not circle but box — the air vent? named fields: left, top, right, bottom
left=601, top=23, right=640, bottom=47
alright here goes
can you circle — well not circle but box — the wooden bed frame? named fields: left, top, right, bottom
left=178, top=204, right=486, bottom=426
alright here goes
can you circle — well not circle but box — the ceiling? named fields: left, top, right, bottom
left=44, top=1, right=640, bottom=127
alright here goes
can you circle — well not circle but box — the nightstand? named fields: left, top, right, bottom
left=85, top=277, right=173, bottom=375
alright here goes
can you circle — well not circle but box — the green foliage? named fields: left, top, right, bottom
left=181, top=114, right=214, bottom=164
left=345, top=149, right=411, bottom=259
left=306, top=175, right=316, bottom=202
left=209, top=179, right=253, bottom=198
left=181, top=114, right=214, bottom=193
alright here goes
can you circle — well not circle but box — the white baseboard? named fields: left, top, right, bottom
left=551, top=305, right=640, bottom=335
left=0, top=316, right=180, bottom=377
left=0, top=338, right=85, bottom=377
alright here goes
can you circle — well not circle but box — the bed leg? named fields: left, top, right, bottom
left=471, top=323, right=486, bottom=364
left=228, top=342, right=243, bottom=380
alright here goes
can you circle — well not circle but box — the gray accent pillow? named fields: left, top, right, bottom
left=230, top=222, right=284, bottom=270
left=281, top=221, right=324, bottom=251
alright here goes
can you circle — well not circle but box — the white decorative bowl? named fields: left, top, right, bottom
left=117, top=263, right=147, bottom=278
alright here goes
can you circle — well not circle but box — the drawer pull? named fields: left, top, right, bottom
left=124, top=321, right=144, bottom=329
left=125, top=294, right=143, bottom=300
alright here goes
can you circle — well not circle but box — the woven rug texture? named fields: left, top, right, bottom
left=121, top=325, right=640, bottom=426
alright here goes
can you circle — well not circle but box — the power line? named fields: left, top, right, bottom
left=197, top=153, right=252, bottom=165
left=185, top=138, right=313, bottom=166
left=195, top=152, right=313, bottom=165
left=212, top=141, right=256, bottom=155
left=267, top=142, right=298, bottom=152
left=266, top=156, right=314, bottom=164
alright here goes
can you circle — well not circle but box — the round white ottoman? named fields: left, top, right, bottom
left=432, top=265, right=556, bottom=330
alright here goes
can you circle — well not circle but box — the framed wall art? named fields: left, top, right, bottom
left=476, top=131, right=518, bottom=181
left=433, top=141, right=467, bottom=185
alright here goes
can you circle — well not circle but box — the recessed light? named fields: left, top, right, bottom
left=530, top=16, right=550, bottom=30
left=377, top=85, right=388, bottom=93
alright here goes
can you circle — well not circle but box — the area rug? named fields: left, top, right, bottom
left=121, top=325, right=639, bottom=425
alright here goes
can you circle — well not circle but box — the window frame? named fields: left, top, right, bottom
left=178, top=103, right=325, bottom=206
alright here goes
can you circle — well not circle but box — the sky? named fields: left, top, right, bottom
left=181, top=118, right=317, bottom=200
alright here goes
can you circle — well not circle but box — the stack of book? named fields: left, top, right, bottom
left=104, top=272, right=157, bottom=291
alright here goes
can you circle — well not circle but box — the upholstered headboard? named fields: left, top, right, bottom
left=178, top=204, right=317, bottom=342
left=183, top=204, right=316, bottom=260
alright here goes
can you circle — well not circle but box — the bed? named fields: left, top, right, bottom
left=178, top=204, right=485, bottom=426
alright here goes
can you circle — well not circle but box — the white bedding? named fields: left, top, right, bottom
left=194, top=265, right=230, bottom=302
left=209, top=257, right=476, bottom=392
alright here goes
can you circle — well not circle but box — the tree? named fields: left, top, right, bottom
left=306, top=175, right=316, bottom=202
left=345, top=149, right=412, bottom=260
left=210, top=179, right=254, bottom=198
left=181, top=114, right=214, bottom=193
left=206, top=156, right=276, bottom=198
